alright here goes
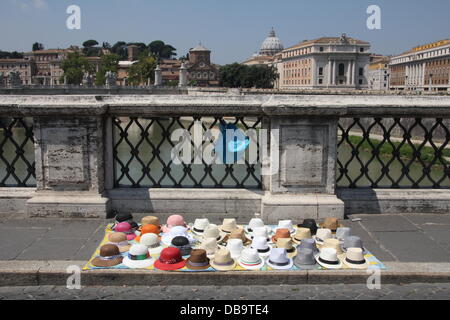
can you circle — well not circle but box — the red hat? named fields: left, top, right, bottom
left=154, top=247, right=186, bottom=271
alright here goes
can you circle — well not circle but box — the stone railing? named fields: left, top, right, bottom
left=1, top=94, right=450, bottom=220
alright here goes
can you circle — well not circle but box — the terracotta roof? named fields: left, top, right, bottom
left=0, top=59, right=29, bottom=63
left=24, top=49, right=74, bottom=55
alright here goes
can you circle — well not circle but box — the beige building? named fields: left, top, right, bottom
left=368, top=56, right=390, bottom=91
left=0, top=59, right=33, bottom=85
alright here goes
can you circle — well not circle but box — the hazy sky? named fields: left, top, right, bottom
left=1, top=0, right=450, bottom=64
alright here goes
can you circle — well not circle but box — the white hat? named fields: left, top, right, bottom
left=316, top=247, right=342, bottom=269
left=252, top=227, right=271, bottom=242
left=139, top=233, right=163, bottom=255
left=199, top=238, right=221, bottom=258
left=274, top=220, right=296, bottom=234
left=191, top=218, right=210, bottom=236
left=226, top=239, right=244, bottom=259
left=219, top=218, right=241, bottom=234
left=161, top=226, right=195, bottom=246
left=266, top=248, right=293, bottom=270
left=122, top=244, right=155, bottom=269
left=238, top=248, right=265, bottom=270
left=245, top=218, right=272, bottom=235
left=250, top=236, right=272, bottom=258
left=202, top=224, right=225, bottom=242
left=342, top=248, right=368, bottom=269
left=314, top=228, right=333, bottom=244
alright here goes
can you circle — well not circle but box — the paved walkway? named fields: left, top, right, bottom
left=0, top=212, right=449, bottom=262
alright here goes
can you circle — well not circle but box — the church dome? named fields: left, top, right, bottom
left=259, top=28, right=284, bottom=56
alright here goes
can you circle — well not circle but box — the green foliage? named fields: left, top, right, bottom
left=128, top=56, right=157, bottom=85
left=219, top=63, right=278, bottom=89
left=60, top=52, right=92, bottom=85
left=148, top=40, right=177, bottom=59
left=111, top=41, right=128, bottom=60
left=32, top=42, right=44, bottom=51
left=82, top=40, right=99, bottom=48
left=0, top=51, right=23, bottom=59
left=95, top=54, right=120, bottom=86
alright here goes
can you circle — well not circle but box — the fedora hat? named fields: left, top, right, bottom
left=154, top=247, right=186, bottom=271
left=190, top=218, right=210, bottom=236
left=161, top=214, right=187, bottom=233
left=219, top=218, right=240, bottom=234
left=314, top=228, right=332, bottom=244
left=185, top=249, right=211, bottom=270
left=91, top=244, right=124, bottom=267
left=292, top=227, right=312, bottom=244
left=316, top=247, right=342, bottom=269
left=293, top=248, right=320, bottom=270
left=272, top=228, right=291, bottom=243
left=343, top=236, right=365, bottom=252
left=320, top=217, right=344, bottom=233
left=135, top=224, right=160, bottom=242
left=107, top=232, right=131, bottom=253
left=161, top=226, right=195, bottom=246
left=245, top=218, right=272, bottom=235
left=170, top=236, right=193, bottom=257
left=139, top=233, right=164, bottom=255
left=123, top=244, right=155, bottom=269
left=296, top=238, right=320, bottom=255
left=238, top=248, right=265, bottom=270
left=202, top=224, right=225, bottom=242
left=335, top=227, right=351, bottom=242
left=226, top=239, right=244, bottom=259
left=114, top=213, right=133, bottom=224
left=199, top=238, right=221, bottom=258
left=274, top=220, right=296, bottom=234
left=275, top=238, right=297, bottom=258
left=297, top=219, right=318, bottom=235
left=321, top=238, right=344, bottom=255
left=210, top=248, right=236, bottom=271
left=223, top=228, right=251, bottom=246
left=141, top=216, right=161, bottom=227
left=114, top=222, right=136, bottom=241
left=251, top=227, right=271, bottom=242
left=342, top=248, right=368, bottom=269
left=266, top=248, right=293, bottom=270
left=250, top=236, right=272, bottom=258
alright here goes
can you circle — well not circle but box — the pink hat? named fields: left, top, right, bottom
left=161, top=215, right=187, bottom=233
left=114, top=222, right=136, bottom=241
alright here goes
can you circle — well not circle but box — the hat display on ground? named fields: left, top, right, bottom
left=316, top=247, right=343, bottom=269
left=91, top=244, right=124, bottom=267
left=321, top=238, right=344, bottom=255
left=226, top=239, right=244, bottom=259
left=250, top=236, right=272, bottom=258
left=161, top=215, right=187, bottom=233
left=170, top=236, right=193, bottom=256
left=245, top=218, right=271, bottom=235
left=122, top=244, right=155, bottom=269
left=154, top=247, right=186, bottom=271
left=141, top=216, right=161, bottom=227
left=314, top=228, right=332, bottom=244
left=107, top=232, right=131, bottom=253
left=238, top=248, right=265, bottom=270
left=342, top=248, right=368, bottom=269
left=114, top=222, right=137, bottom=241
left=224, top=228, right=251, bottom=246
left=114, top=213, right=133, bottom=224
left=201, top=224, right=225, bottom=242
left=219, top=218, right=240, bottom=234
left=343, top=236, right=365, bottom=252
left=191, top=218, right=210, bottom=236
left=335, top=227, right=351, bottom=242
left=320, top=217, right=344, bottom=233
left=293, top=248, right=320, bottom=270
left=139, top=233, right=164, bottom=255
left=198, top=238, right=221, bottom=258
left=272, top=228, right=292, bottom=243
left=161, top=226, right=195, bottom=246
left=185, top=249, right=211, bottom=270
left=297, top=219, right=318, bottom=236
left=266, top=248, right=293, bottom=270
left=275, top=238, right=297, bottom=258
left=251, top=227, right=271, bottom=242
left=292, top=227, right=312, bottom=244
left=274, top=220, right=296, bottom=234
left=210, top=248, right=236, bottom=271
left=135, top=224, right=160, bottom=242
left=296, top=238, right=319, bottom=254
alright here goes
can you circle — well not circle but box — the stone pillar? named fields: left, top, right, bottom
left=0, top=72, right=4, bottom=88
left=179, top=63, right=188, bottom=87
left=27, top=114, right=110, bottom=218
left=154, top=65, right=162, bottom=86
left=327, top=60, right=333, bottom=86
left=351, top=61, right=356, bottom=86
left=9, top=70, right=22, bottom=88
left=346, top=61, right=351, bottom=85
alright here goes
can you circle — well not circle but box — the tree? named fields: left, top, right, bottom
left=148, top=41, right=177, bottom=59
left=82, top=40, right=99, bottom=48
left=82, top=40, right=101, bottom=57
left=32, top=42, right=44, bottom=51
left=219, top=63, right=278, bottom=89
left=128, top=56, right=157, bottom=85
left=60, top=52, right=92, bottom=85
left=111, top=41, right=128, bottom=60
left=95, top=53, right=120, bottom=86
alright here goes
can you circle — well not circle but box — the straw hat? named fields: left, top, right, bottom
left=202, top=224, right=225, bottom=242
left=210, top=248, right=236, bottom=271
left=314, top=228, right=332, bottom=244
left=198, top=238, right=221, bottom=258
left=296, top=238, right=319, bottom=255
left=343, top=236, right=365, bottom=252
left=292, top=227, right=312, bottom=244
left=170, top=236, right=193, bottom=257
left=266, top=248, right=293, bottom=270
left=91, top=244, right=124, bottom=267
left=274, top=220, right=296, bottom=234
left=139, top=233, right=164, bottom=255
left=342, top=248, right=368, bottom=269
left=114, top=222, right=136, bottom=241
left=223, top=228, right=251, bottom=246
left=107, top=232, right=131, bottom=253
left=320, top=217, right=344, bottom=233
left=122, top=244, right=155, bottom=269
left=335, top=227, right=351, bottom=242
left=161, top=214, right=187, bottom=233
left=275, top=238, right=297, bottom=259
left=226, top=239, right=244, bottom=259
left=219, top=218, right=240, bottom=234
left=185, top=249, right=211, bottom=270
left=161, top=226, right=195, bottom=246
left=141, top=216, right=161, bottom=227
left=321, top=238, right=344, bottom=256
left=135, top=224, right=160, bottom=242
left=190, top=218, right=210, bottom=236
left=293, top=248, right=320, bottom=270
left=154, top=247, right=186, bottom=271
left=245, top=218, right=272, bottom=235
left=250, top=236, right=272, bottom=258
left=238, top=248, right=265, bottom=270
left=272, top=228, right=291, bottom=243
left=297, top=219, right=318, bottom=236
left=316, top=247, right=342, bottom=269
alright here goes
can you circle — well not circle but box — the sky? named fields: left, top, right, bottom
left=1, top=0, right=450, bottom=65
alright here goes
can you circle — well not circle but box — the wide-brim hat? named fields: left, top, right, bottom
left=342, top=248, right=368, bottom=269
left=266, top=258, right=293, bottom=270
left=210, top=258, right=236, bottom=271
left=122, top=256, right=155, bottom=269
left=218, top=219, right=242, bottom=234
left=107, top=242, right=131, bottom=253
left=91, top=255, right=124, bottom=267
left=342, top=257, right=368, bottom=269
left=185, top=249, right=211, bottom=270
left=293, top=260, right=320, bottom=270
left=185, top=258, right=211, bottom=270
left=148, top=245, right=164, bottom=256
left=316, top=254, right=343, bottom=270
left=154, top=258, right=186, bottom=271
left=210, top=249, right=237, bottom=271
left=320, top=218, right=344, bottom=233
left=297, top=219, right=319, bottom=235
left=292, top=228, right=313, bottom=244
left=238, top=257, right=265, bottom=270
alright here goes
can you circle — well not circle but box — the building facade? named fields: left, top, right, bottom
left=187, top=44, right=219, bottom=87
left=242, top=28, right=284, bottom=66
left=389, top=39, right=450, bottom=91
left=368, top=56, right=390, bottom=91
left=0, top=59, right=33, bottom=85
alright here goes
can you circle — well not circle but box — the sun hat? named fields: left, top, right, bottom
left=297, top=219, right=318, bottom=235
left=272, top=228, right=291, bottom=243
left=114, top=213, right=133, bottom=224
left=107, top=232, right=131, bottom=253
left=190, top=218, right=210, bottom=236
left=161, top=226, right=195, bottom=246
left=122, top=244, right=155, bottom=269
left=274, top=220, right=296, bottom=234
left=139, top=233, right=164, bottom=255
left=250, top=236, right=272, bottom=258
left=223, top=228, right=251, bottom=246
left=335, top=227, right=351, bottom=242
left=296, top=238, right=320, bottom=255
left=321, top=238, right=344, bottom=255
left=238, top=248, right=265, bottom=270
left=342, top=248, right=368, bottom=269
left=343, top=236, right=365, bottom=251
left=251, top=226, right=271, bottom=242
left=202, top=224, right=225, bottom=242
left=226, top=239, right=244, bottom=259
left=141, top=216, right=161, bottom=227
left=91, top=244, right=124, bottom=267
left=199, top=238, right=221, bottom=258
left=185, top=249, right=211, bottom=270
left=320, top=217, right=344, bottom=233
left=316, top=247, right=342, bottom=269
left=314, top=228, right=332, bottom=244
left=135, top=224, right=160, bottom=242
left=161, top=214, right=187, bottom=233
left=292, top=227, right=312, bottom=244
left=219, top=218, right=240, bottom=234
left=170, top=236, right=193, bottom=256
left=245, top=218, right=271, bottom=235
left=210, top=248, right=236, bottom=271
left=154, top=247, right=186, bottom=271
left=266, top=248, right=294, bottom=270
left=275, top=238, right=297, bottom=258
left=293, top=248, right=320, bottom=270
left=114, top=222, right=136, bottom=241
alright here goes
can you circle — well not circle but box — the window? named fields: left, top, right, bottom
left=359, top=79, right=363, bottom=85
left=360, top=48, right=364, bottom=53
left=338, top=63, right=345, bottom=76
left=318, top=79, right=323, bottom=84
left=320, top=47, right=324, bottom=52
left=359, top=68, right=364, bottom=76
